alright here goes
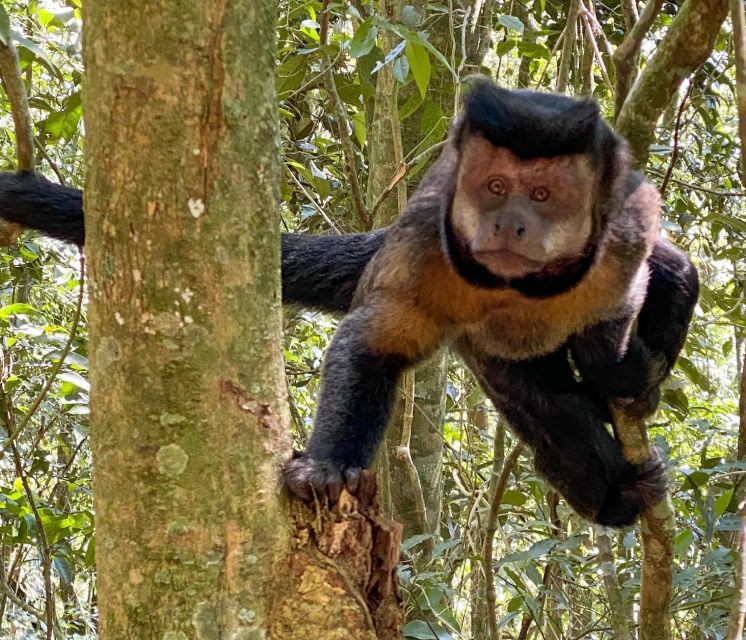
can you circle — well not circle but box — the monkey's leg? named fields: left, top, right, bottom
left=284, top=301, right=442, bottom=499
left=570, top=238, right=699, bottom=416
left=459, top=346, right=665, bottom=527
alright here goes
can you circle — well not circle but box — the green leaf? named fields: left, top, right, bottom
left=499, top=15, right=524, bottom=33
left=12, top=32, right=59, bottom=77
left=351, top=111, right=366, bottom=147
left=38, top=91, right=82, bottom=142
left=348, top=19, right=377, bottom=58
left=501, top=489, right=528, bottom=506
left=0, top=6, right=10, bottom=46
left=52, top=556, right=74, bottom=586
left=714, top=488, right=734, bottom=518
left=383, top=23, right=455, bottom=80
left=405, top=41, right=431, bottom=98
left=403, top=620, right=453, bottom=640
left=495, top=39, right=516, bottom=56
left=673, top=529, right=693, bottom=555
left=0, top=303, right=39, bottom=319
left=399, top=90, right=423, bottom=121
left=676, top=356, right=713, bottom=393
left=501, top=539, right=556, bottom=564
left=431, top=538, right=460, bottom=558
left=516, top=41, right=550, bottom=59
left=401, top=533, right=435, bottom=550
left=57, top=371, right=90, bottom=392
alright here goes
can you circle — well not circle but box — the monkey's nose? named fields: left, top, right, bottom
left=495, top=222, right=527, bottom=239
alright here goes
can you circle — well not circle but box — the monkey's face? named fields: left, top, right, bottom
left=450, top=136, right=597, bottom=280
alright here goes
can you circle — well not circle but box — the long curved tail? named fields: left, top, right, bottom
left=0, top=171, right=384, bottom=313
left=0, top=172, right=84, bottom=245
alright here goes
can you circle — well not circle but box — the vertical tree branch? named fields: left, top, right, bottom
left=320, top=3, right=371, bottom=230
left=595, top=527, right=634, bottom=640
left=659, top=79, right=695, bottom=197
left=726, top=2, right=746, bottom=636
left=10, top=443, right=56, bottom=639
left=0, top=30, right=34, bottom=171
left=0, top=17, right=33, bottom=243
left=612, top=0, right=664, bottom=118
left=611, top=405, right=675, bottom=640
left=483, top=442, right=524, bottom=640
left=392, top=370, right=431, bottom=548
left=556, top=0, right=580, bottom=92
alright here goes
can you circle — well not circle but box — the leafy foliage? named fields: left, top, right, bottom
left=0, top=0, right=743, bottom=638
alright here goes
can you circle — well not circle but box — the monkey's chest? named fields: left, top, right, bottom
left=459, top=292, right=617, bottom=361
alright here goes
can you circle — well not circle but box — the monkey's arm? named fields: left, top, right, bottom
left=0, top=171, right=383, bottom=313
left=570, top=239, right=699, bottom=412
left=284, top=296, right=443, bottom=498
left=459, top=344, right=666, bottom=526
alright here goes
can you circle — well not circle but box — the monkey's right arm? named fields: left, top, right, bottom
left=283, top=292, right=444, bottom=499
left=0, top=171, right=381, bottom=313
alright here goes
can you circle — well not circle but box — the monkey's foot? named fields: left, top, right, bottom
left=283, top=451, right=362, bottom=502
left=596, top=451, right=668, bottom=527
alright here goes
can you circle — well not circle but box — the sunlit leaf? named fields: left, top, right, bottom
left=405, top=41, right=431, bottom=98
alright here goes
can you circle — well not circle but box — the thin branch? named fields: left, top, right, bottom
left=11, top=442, right=55, bottom=639
left=483, top=442, right=524, bottom=640
left=579, top=5, right=612, bottom=90
left=319, top=10, right=370, bottom=230
left=620, top=0, right=640, bottom=29
left=1, top=576, right=43, bottom=619
left=369, top=140, right=447, bottom=220
left=33, top=138, right=66, bottom=185
left=612, top=0, right=664, bottom=117
left=659, top=79, right=696, bottom=197
left=646, top=168, right=746, bottom=196
left=0, top=33, right=34, bottom=171
left=392, top=370, right=430, bottom=549
left=595, top=527, right=634, bottom=640
left=1, top=256, right=85, bottom=453
left=556, top=0, right=580, bottom=92
left=615, top=0, right=728, bottom=167
left=286, top=169, right=341, bottom=234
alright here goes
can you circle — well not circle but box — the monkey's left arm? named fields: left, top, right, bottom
left=570, top=238, right=699, bottom=415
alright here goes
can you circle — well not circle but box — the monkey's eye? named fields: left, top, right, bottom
left=487, top=177, right=507, bottom=195
left=531, top=187, right=550, bottom=202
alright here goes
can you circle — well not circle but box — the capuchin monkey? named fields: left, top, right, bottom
left=0, top=79, right=698, bottom=527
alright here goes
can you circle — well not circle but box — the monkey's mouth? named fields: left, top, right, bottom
left=472, top=249, right=545, bottom=275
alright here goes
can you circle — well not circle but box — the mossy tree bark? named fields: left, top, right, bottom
left=615, top=0, right=728, bottom=167
left=84, top=2, right=403, bottom=637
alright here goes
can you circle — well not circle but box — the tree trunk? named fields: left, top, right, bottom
left=84, top=2, right=403, bottom=637
left=368, top=0, right=449, bottom=546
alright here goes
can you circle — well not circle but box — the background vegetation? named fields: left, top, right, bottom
left=0, top=0, right=744, bottom=638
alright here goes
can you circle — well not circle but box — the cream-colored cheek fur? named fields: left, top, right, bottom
left=450, top=186, right=481, bottom=244
left=541, top=212, right=593, bottom=258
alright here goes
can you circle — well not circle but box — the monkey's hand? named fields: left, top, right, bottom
left=596, top=448, right=669, bottom=526
left=283, top=451, right=362, bottom=502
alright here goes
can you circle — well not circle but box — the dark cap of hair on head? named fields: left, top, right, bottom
left=461, top=77, right=615, bottom=160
